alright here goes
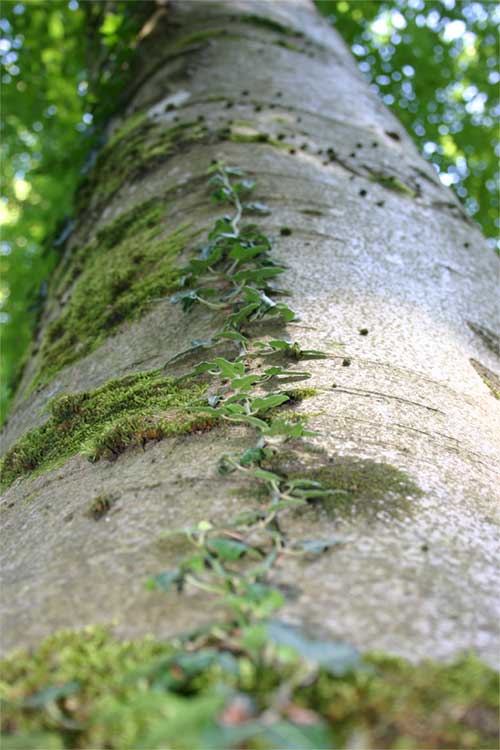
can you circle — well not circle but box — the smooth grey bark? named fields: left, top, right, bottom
left=1, top=0, right=499, bottom=663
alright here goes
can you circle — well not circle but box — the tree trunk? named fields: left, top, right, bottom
left=1, top=0, right=498, bottom=665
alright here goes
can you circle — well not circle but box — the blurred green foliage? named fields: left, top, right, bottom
left=0, top=0, right=498, bottom=424
left=0, top=0, right=150, bottom=422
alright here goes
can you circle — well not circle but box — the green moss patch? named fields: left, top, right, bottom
left=1, top=625, right=497, bottom=749
left=76, top=113, right=207, bottom=211
left=368, top=172, right=418, bottom=198
left=173, top=28, right=229, bottom=49
left=262, top=446, right=422, bottom=519
left=0, top=371, right=210, bottom=489
left=239, top=14, right=303, bottom=37
left=32, top=199, right=193, bottom=389
left=283, top=387, right=319, bottom=403
left=85, top=493, right=116, bottom=521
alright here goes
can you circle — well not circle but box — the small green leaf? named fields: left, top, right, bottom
left=214, top=357, right=245, bottom=378
left=207, top=537, right=247, bottom=561
left=149, top=569, right=182, bottom=592
left=267, top=621, right=362, bottom=675
left=250, top=394, right=289, bottom=413
left=293, top=537, right=344, bottom=554
left=231, top=374, right=259, bottom=390
left=244, top=201, right=271, bottom=214
left=250, top=467, right=282, bottom=484
left=23, top=682, right=80, bottom=709
left=215, top=330, right=248, bottom=344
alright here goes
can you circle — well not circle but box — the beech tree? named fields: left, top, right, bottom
left=1, top=1, right=499, bottom=747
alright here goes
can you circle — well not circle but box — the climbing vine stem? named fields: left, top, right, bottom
left=150, top=164, right=340, bottom=628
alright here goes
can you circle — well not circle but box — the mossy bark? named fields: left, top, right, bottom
left=1, top=0, right=499, bottom=674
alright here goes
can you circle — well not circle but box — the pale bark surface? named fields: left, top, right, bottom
left=1, top=0, right=499, bottom=663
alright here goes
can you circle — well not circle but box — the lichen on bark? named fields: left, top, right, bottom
left=261, top=443, right=422, bottom=520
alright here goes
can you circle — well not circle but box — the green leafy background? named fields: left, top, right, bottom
left=1, top=0, right=498, bottom=422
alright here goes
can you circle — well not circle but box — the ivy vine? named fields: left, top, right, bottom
left=149, top=164, right=344, bottom=630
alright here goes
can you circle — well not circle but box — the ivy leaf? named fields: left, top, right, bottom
left=234, top=267, right=285, bottom=284
left=207, top=537, right=247, bottom=561
left=214, top=357, right=245, bottom=378
left=23, top=682, right=80, bottom=709
left=206, top=161, right=227, bottom=174
left=263, top=366, right=311, bottom=380
left=214, top=330, right=248, bottom=345
left=239, top=446, right=266, bottom=465
left=211, top=186, right=233, bottom=204
left=267, top=339, right=293, bottom=351
left=227, top=302, right=260, bottom=325
left=148, top=569, right=183, bottom=593
left=236, top=415, right=270, bottom=430
left=229, top=243, right=268, bottom=262
left=243, top=201, right=271, bottom=215
left=208, top=218, right=236, bottom=241
left=249, top=467, right=281, bottom=484
left=225, top=166, right=244, bottom=176
left=292, top=537, right=344, bottom=554
left=234, top=179, right=256, bottom=193
left=222, top=403, right=246, bottom=415
left=231, top=374, right=260, bottom=390
left=266, top=621, right=362, bottom=676
left=274, top=303, right=297, bottom=322
left=170, top=289, right=199, bottom=311
left=190, top=361, right=216, bottom=376
left=250, top=394, right=289, bottom=413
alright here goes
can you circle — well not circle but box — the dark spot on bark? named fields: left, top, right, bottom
left=280, top=227, right=292, bottom=236
left=225, top=100, right=234, bottom=109
left=359, top=189, right=367, bottom=197
left=289, top=148, right=296, bottom=154
left=349, top=152, right=356, bottom=158
left=385, top=130, right=401, bottom=141
left=300, top=143, right=308, bottom=150
left=359, top=328, right=369, bottom=336
left=356, top=142, right=363, bottom=148
left=254, top=104, right=262, bottom=112
left=276, top=91, right=282, bottom=97
left=342, top=358, right=352, bottom=367
left=464, top=241, right=470, bottom=248
left=277, top=133, right=286, bottom=140
left=241, top=90, right=249, bottom=96
left=371, top=141, right=378, bottom=147
left=376, top=200, right=385, bottom=207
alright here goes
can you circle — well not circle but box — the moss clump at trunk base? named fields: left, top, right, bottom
left=0, top=370, right=211, bottom=489
left=0, top=625, right=497, bottom=749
